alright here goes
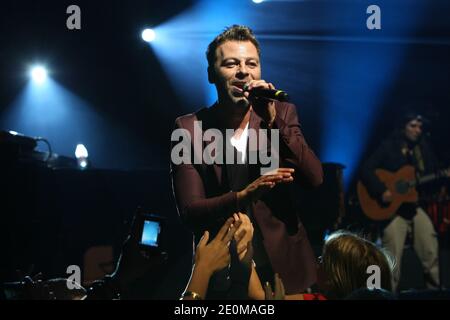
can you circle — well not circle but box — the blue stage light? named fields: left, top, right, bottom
left=30, top=65, right=47, bottom=84
left=141, top=28, right=156, bottom=42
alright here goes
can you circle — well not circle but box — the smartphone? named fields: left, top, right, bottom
left=140, top=219, right=161, bottom=248
left=138, top=214, right=164, bottom=253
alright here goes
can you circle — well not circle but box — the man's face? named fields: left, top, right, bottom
left=404, top=119, right=423, bottom=142
left=211, top=40, right=261, bottom=106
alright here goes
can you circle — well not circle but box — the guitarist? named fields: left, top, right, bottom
left=360, top=111, right=440, bottom=292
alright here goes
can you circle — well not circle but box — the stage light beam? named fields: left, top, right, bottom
left=252, top=0, right=264, bottom=4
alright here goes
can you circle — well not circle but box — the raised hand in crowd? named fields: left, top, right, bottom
left=233, top=212, right=254, bottom=260
left=227, top=212, right=254, bottom=299
left=181, top=217, right=241, bottom=300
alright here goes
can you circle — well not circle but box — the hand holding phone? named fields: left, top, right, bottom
left=110, top=210, right=167, bottom=290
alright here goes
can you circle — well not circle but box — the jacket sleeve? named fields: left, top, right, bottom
left=170, top=117, right=238, bottom=232
left=272, top=103, right=323, bottom=187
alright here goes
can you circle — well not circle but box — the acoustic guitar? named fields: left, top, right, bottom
left=357, top=165, right=449, bottom=221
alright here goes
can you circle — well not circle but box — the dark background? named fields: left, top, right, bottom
left=1, top=0, right=449, bottom=298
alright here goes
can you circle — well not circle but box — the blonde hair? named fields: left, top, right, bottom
left=321, top=231, right=394, bottom=299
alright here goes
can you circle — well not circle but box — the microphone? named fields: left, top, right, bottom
left=243, top=84, right=290, bottom=102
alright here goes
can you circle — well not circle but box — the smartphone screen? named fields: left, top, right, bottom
left=140, top=220, right=161, bottom=247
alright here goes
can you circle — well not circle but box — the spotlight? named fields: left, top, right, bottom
left=141, top=28, right=156, bottom=42
left=75, top=143, right=89, bottom=169
left=252, top=0, right=264, bottom=3
left=79, top=159, right=88, bottom=168
left=30, top=65, right=47, bottom=84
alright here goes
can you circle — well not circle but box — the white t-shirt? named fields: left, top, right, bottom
left=230, top=122, right=249, bottom=164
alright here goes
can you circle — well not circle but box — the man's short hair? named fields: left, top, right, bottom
left=206, top=25, right=261, bottom=68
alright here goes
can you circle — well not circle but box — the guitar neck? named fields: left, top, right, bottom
left=413, top=169, right=447, bottom=187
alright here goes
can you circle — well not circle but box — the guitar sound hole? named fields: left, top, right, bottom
left=395, top=180, right=410, bottom=194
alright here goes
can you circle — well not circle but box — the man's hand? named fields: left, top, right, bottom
left=237, top=168, right=295, bottom=206
left=244, top=80, right=276, bottom=127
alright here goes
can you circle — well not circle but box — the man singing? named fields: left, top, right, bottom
left=171, top=25, right=323, bottom=296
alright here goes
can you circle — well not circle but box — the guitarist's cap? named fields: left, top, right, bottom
left=403, top=111, right=423, bottom=123
left=398, top=110, right=430, bottom=128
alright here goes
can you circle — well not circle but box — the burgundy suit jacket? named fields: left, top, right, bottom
left=170, top=101, right=323, bottom=293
